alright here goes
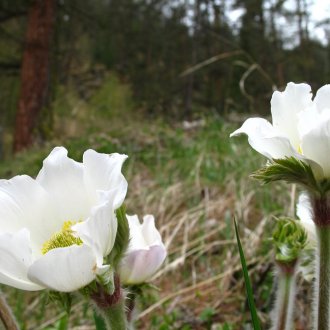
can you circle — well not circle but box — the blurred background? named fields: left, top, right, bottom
left=0, top=0, right=328, bottom=329
left=1, top=0, right=330, bottom=155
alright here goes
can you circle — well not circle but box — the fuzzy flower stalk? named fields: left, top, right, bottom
left=230, top=82, right=330, bottom=330
left=271, top=218, right=307, bottom=330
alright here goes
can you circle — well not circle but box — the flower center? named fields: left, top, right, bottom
left=41, top=221, right=83, bottom=255
left=298, top=145, right=303, bottom=154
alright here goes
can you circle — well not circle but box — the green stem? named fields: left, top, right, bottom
left=273, top=267, right=295, bottom=330
left=315, top=226, right=330, bottom=330
left=100, top=299, right=127, bottom=330
left=0, top=292, right=19, bottom=330
left=92, top=275, right=127, bottom=330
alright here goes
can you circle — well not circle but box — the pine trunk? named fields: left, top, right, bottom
left=13, top=0, right=56, bottom=153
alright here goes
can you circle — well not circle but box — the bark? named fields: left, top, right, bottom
left=13, top=0, right=56, bottom=153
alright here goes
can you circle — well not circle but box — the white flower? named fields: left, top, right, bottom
left=0, top=147, right=127, bottom=292
left=230, top=82, right=330, bottom=178
left=296, top=193, right=316, bottom=243
left=119, top=214, right=166, bottom=285
left=296, top=193, right=316, bottom=282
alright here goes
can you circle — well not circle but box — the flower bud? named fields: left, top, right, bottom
left=272, top=217, right=307, bottom=266
left=119, top=214, right=166, bottom=285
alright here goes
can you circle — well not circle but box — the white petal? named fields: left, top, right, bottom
left=126, top=215, right=148, bottom=250
left=314, top=84, right=330, bottom=113
left=0, top=175, right=59, bottom=251
left=296, top=193, right=316, bottom=243
left=119, top=244, right=166, bottom=284
left=271, top=82, right=312, bottom=150
left=0, top=229, right=44, bottom=290
left=301, top=114, right=330, bottom=177
left=28, top=245, right=97, bottom=292
left=72, top=202, right=117, bottom=263
left=36, top=147, right=91, bottom=221
left=141, top=215, right=163, bottom=246
left=230, top=118, right=298, bottom=159
left=83, top=150, right=128, bottom=209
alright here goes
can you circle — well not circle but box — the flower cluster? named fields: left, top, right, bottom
left=0, top=147, right=166, bottom=293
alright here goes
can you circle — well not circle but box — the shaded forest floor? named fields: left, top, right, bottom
left=0, top=76, right=312, bottom=329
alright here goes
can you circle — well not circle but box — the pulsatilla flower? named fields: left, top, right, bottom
left=231, top=82, right=330, bottom=179
left=119, top=214, right=166, bottom=285
left=0, top=147, right=127, bottom=292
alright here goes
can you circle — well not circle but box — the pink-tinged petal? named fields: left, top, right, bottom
left=119, top=244, right=166, bottom=284
left=230, top=118, right=298, bottom=159
left=36, top=147, right=91, bottom=221
left=119, top=214, right=166, bottom=284
left=83, top=150, right=128, bottom=209
left=28, top=245, right=97, bottom=292
left=0, top=175, right=59, bottom=250
left=301, top=114, right=330, bottom=178
left=0, top=229, right=44, bottom=290
left=72, top=202, right=117, bottom=263
left=271, top=83, right=312, bottom=150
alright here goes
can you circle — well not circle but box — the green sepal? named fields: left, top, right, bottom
left=272, top=217, right=307, bottom=264
left=96, top=266, right=115, bottom=295
left=48, top=291, right=72, bottom=314
left=252, top=157, right=330, bottom=196
left=107, top=205, right=130, bottom=269
left=252, top=157, right=317, bottom=188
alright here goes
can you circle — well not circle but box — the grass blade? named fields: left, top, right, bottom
left=93, top=310, right=107, bottom=330
left=234, top=219, right=261, bottom=330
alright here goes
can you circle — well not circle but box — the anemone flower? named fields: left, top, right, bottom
left=230, top=82, right=330, bottom=178
left=0, top=147, right=127, bottom=292
left=119, top=214, right=166, bottom=285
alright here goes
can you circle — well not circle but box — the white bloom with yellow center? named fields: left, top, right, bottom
left=0, top=147, right=127, bottom=292
left=230, top=82, right=330, bottom=178
left=119, top=214, right=166, bottom=285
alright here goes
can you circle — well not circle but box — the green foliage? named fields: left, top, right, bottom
left=272, top=218, right=307, bottom=264
left=93, top=310, right=107, bottom=330
left=89, top=75, right=134, bottom=119
left=199, top=307, right=216, bottom=327
left=234, top=219, right=261, bottom=330
left=48, top=292, right=72, bottom=315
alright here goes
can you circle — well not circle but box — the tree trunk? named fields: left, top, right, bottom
left=13, top=0, right=56, bottom=153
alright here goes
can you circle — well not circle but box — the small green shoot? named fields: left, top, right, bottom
left=234, top=219, right=261, bottom=330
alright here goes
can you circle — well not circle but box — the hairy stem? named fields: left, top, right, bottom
left=92, top=275, right=127, bottom=330
left=315, top=226, right=330, bottom=330
left=0, top=292, right=19, bottom=330
left=272, top=266, right=295, bottom=330
left=100, top=299, right=127, bottom=330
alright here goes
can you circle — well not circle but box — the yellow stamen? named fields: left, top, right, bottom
left=298, top=145, right=303, bottom=154
left=41, top=221, right=82, bottom=255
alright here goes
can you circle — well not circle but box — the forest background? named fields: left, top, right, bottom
left=0, top=0, right=329, bottom=329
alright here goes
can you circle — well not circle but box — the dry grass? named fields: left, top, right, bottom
left=0, top=115, right=312, bottom=329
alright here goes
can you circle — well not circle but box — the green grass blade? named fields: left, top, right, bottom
left=93, top=310, right=107, bottom=330
left=234, top=219, right=261, bottom=330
